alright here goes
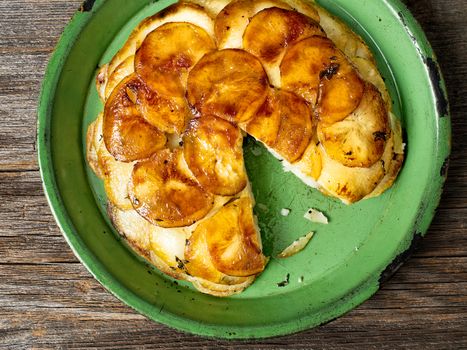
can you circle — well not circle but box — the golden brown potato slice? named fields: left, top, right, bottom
left=206, top=197, right=266, bottom=276
left=213, top=0, right=320, bottom=48
left=103, top=74, right=167, bottom=162
left=183, top=115, right=247, bottom=196
left=105, top=56, right=190, bottom=134
left=318, top=83, right=389, bottom=168
left=128, top=148, right=214, bottom=228
left=214, top=0, right=291, bottom=49
left=317, top=68, right=364, bottom=125
left=105, top=61, right=189, bottom=135
left=135, top=22, right=215, bottom=98
left=281, top=35, right=335, bottom=105
left=246, top=89, right=313, bottom=163
left=106, top=2, right=215, bottom=79
left=318, top=127, right=396, bottom=203
left=281, top=35, right=364, bottom=117
left=134, top=80, right=190, bottom=135
left=270, top=90, right=314, bottom=163
left=187, top=196, right=266, bottom=278
left=245, top=90, right=281, bottom=146
left=104, top=56, right=189, bottom=135
left=185, top=215, right=256, bottom=287
left=315, top=7, right=393, bottom=107
left=187, top=49, right=269, bottom=123
left=243, top=7, right=324, bottom=83
left=185, top=220, right=227, bottom=283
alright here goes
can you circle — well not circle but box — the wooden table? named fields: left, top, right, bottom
left=1, top=0, right=465, bottom=348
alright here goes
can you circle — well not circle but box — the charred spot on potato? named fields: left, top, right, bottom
left=373, top=131, right=387, bottom=142
left=319, top=63, right=340, bottom=80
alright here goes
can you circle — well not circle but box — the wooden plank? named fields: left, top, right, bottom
left=0, top=0, right=83, bottom=171
left=0, top=0, right=465, bottom=348
left=0, top=260, right=465, bottom=348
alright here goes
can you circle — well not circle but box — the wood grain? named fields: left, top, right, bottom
left=0, top=0, right=466, bottom=348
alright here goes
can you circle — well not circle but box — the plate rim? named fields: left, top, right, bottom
left=37, top=0, right=451, bottom=339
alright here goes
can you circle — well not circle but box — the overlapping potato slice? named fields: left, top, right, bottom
left=186, top=196, right=266, bottom=278
left=214, top=0, right=291, bottom=49
left=105, top=60, right=189, bottom=135
left=103, top=74, right=167, bottom=162
left=318, top=83, right=389, bottom=168
left=187, top=49, right=268, bottom=123
left=87, top=113, right=134, bottom=210
left=134, top=80, right=190, bottom=135
left=106, top=2, right=215, bottom=80
left=108, top=204, right=153, bottom=255
left=184, top=220, right=227, bottom=283
left=366, top=151, right=404, bottom=199
left=291, top=132, right=323, bottom=182
left=213, top=0, right=319, bottom=48
left=97, top=142, right=135, bottom=211
left=129, top=148, right=214, bottom=228
left=183, top=115, right=247, bottom=195
left=317, top=67, right=364, bottom=125
left=189, top=275, right=255, bottom=297
left=280, top=35, right=334, bottom=105
left=150, top=225, right=188, bottom=270
left=206, top=197, right=266, bottom=276
left=281, top=35, right=364, bottom=117
left=246, top=89, right=313, bottom=163
left=109, top=203, right=189, bottom=280
left=86, top=113, right=105, bottom=179
left=365, top=112, right=405, bottom=198
left=109, top=203, right=255, bottom=295
left=318, top=130, right=396, bottom=203
left=104, top=55, right=135, bottom=101
left=185, top=221, right=256, bottom=286
left=243, top=7, right=325, bottom=85
left=135, top=22, right=215, bottom=98
left=244, top=94, right=280, bottom=146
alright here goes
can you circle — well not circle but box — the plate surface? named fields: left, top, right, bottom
left=38, top=0, right=451, bottom=339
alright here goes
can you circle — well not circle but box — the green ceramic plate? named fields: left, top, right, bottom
left=38, top=0, right=451, bottom=339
